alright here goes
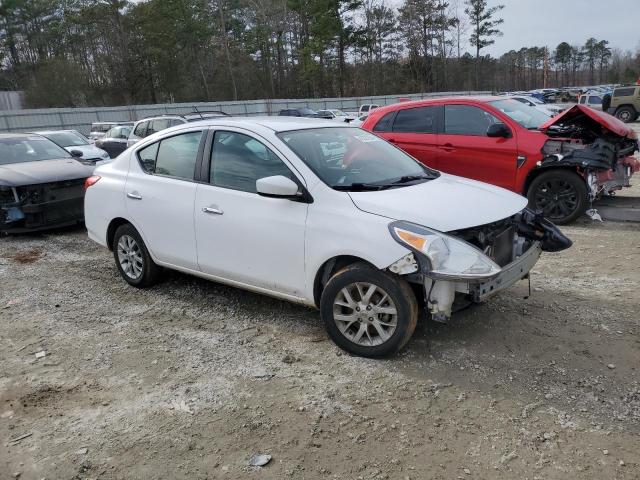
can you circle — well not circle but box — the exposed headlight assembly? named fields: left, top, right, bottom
left=389, top=221, right=501, bottom=281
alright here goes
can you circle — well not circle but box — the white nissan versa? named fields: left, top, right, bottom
left=84, top=117, right=571, bottom=357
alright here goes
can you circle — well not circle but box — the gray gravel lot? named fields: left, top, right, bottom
left=1, top=218, right=639, bottom=479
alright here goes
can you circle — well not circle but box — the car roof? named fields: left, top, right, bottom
left=0, top=132, right=45, bottom=139
left=33, top=129, right=80, bottom=135
left=164, top=116, right=355, bottom=133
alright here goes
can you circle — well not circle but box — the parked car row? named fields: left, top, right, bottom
left=2, top=96, right=637, bottom=358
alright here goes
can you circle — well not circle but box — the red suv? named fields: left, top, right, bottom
left=362, top=97, right=639, bottom=224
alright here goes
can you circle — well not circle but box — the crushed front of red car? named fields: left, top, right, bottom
left=537, top=105, right=639, bottom=199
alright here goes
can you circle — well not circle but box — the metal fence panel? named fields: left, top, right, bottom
left=0, top=92, right=490, bottom=135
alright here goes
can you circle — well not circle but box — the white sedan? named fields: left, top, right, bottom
left=84, top=118, right=570, bottom=357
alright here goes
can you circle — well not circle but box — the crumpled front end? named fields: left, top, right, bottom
left=387, top=208, right=571, bottom=323
left=1, top=179, right=86, bottom=233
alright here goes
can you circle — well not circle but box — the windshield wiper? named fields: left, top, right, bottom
left=333, top=183, right=390, bottom=191
left=391, top=174, right=436, bottom=184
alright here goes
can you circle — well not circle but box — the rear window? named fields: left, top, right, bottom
left=613, top=87, right=636, bottom=97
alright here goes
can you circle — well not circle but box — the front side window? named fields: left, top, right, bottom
left=392, top=106, right=438, bottom=133
left=589, top=96, right=602, bottom=105
left=210, top=131, right=293, bottom=193
left=488, top=99, right=550, bottom=130
left=444, top=105, right=501, bottom=136
left=278, top=127, right=438, bottom=190
left=579, top=96, right=587, bottom=104
left=136, top=131, right=203, bottom=180
left=0, top=136, right=70, bottom=165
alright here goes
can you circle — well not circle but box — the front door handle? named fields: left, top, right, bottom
left=441, top=143, right=455, bottom=152
left=127, top=192, right=142, bottom=200
left=202, top=206, right=224, bottom=215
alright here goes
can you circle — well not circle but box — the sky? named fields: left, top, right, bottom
left=467, top=0, right=640, bottom=56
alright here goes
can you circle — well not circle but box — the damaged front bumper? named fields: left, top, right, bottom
left=1, top=180, right=86, bottom=233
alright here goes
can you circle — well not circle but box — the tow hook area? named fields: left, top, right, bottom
left=515, top=208, right=572, bottom=252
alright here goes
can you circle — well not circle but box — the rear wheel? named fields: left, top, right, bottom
left=527, top=170, right=588, bottom=225
left=320, top=262, right=418, bottom=358
left=615, top=106, right=637, bottom=123
left=112, top=223, right=162, bottom=287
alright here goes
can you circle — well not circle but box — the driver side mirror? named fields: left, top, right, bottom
left=256, top=175, right=300, bottom=199
left=69, top=149, right=84, bottom=158
left=486, top=123, right=512, bottom=138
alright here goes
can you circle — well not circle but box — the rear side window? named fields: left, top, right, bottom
left=614, top=87, right=636, bottom=97
left=137, top=131, right=203, bottom=180
left=444, top=105, right=500, bottom=136
left=392, top=106, right=438, bottom=133
left=579, top=96, right=586, bottom=104
left=133, top=121, right=148, bottom=137
left=373, top=112, right=395, bottom=132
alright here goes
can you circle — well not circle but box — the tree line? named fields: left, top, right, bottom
left=0, top=0, right=638, bottom=108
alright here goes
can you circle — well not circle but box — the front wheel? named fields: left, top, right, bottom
left=320, top=263, right=418, bottom=358
left=527, top=170, right=588, bottom=225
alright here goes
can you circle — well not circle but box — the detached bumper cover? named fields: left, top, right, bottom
left=471, top=242, right=541, bottom=301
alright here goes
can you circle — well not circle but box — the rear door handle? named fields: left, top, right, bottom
left=127, top=192, right=142, bottom=200
left=202, top=206, right=224, bottom=215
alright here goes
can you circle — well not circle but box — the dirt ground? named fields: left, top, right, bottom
left=1, top=128, right=640, bottom=479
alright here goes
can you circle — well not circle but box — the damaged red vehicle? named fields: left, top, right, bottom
left=362, top=98, right=640, bottom=224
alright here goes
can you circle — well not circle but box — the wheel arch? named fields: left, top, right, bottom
left=312, top=255, right=376, bottom=308
left=106, top=217, right=132, bottom=251
left=522, top=165, right=585, bottom=196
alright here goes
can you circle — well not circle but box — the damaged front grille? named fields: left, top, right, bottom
left=449, top=218, right=516, bottom=267
left=2, top=178, right=87, bottom=231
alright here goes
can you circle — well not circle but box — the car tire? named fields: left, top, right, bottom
left=615, top=106, right=637, bottom=123
left=320, top=262, right=418, bottom=358
left=112, top=223, right=162, bottom=287
left=527, top=170, right=588, bottom=225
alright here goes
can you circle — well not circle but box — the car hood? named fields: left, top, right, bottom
left=0, top=159, right=94, bottom=187
left=64, top=145, right=106, bottom=159
left=348, top=173, right=528, bottom=232
left=540, top=104, right=635, bottom=139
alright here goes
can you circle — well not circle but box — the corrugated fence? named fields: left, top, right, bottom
left=0, top=91, right=490, bottom=135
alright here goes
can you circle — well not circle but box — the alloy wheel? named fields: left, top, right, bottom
left=332, top=282, right=398, bottom=346
left=117, top=234, right=144, bottom=280
left=533, top=179, right=579, bottom=221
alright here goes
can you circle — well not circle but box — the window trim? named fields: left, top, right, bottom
left=134, top=128, right=207, bottom=182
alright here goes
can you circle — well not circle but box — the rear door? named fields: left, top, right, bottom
left=372, top=105, right=442, bottom=169
left=124, top=128, right=205, bottom=269
left=437, top=104, right=518, bottom=190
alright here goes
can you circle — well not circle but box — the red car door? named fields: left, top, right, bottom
left=372, top=106, right=442, bottom=169
left=438, top=104, right=518, bottom=190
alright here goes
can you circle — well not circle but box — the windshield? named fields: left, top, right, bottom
left=42, top=131, right=89, bottom=147
left=277, top=127, right=439, bottom=191
left=489, top=99, right=551, bottom=129
left=0, top=136, right=71, bottom=165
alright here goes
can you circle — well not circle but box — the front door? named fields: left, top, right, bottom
left=194, top=129, right=307, bottom=297
left=438, top=104, right=518, bottom=190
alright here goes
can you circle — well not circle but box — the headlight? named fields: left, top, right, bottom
left=389, top=221, right=501, bottom=280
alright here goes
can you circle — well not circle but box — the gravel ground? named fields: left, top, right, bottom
left=1, top=127, right=639, bottom=479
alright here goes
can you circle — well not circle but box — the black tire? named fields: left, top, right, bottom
left=320, top=262, right=418, bottom=358
left=527, top=170, right=588, bottom=225
left=615, top=106, right=637, bottom=123
left=112, top=223, right=162, bottom=287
